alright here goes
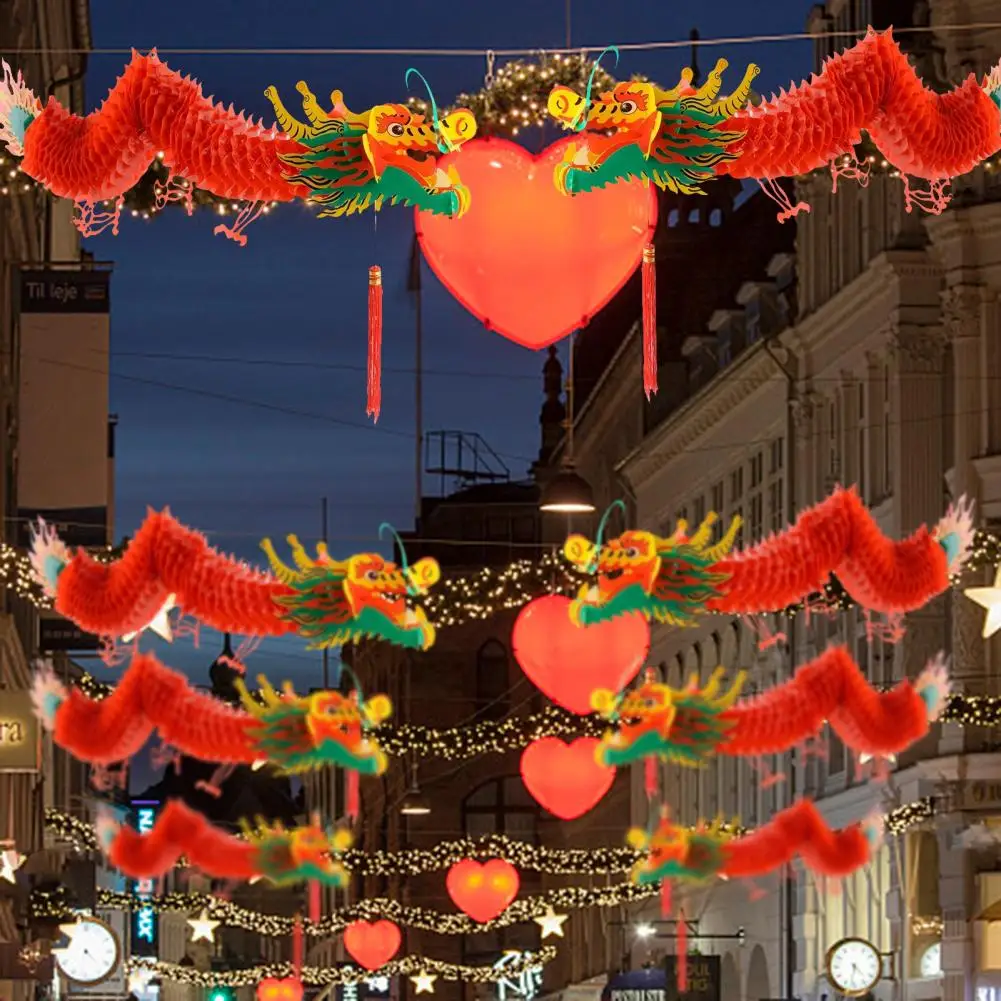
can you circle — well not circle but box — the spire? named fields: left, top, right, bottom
left=537, top=345, right=566, bottom=466
left=689, top=28, right=700, bottom=86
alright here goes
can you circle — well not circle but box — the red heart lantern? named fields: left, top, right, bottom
left=343, top=920, right=401, bottom=971
left=416, top=137, right=657, bottom=349
left=257, top=980, right=303, bottom=1001
left=512, top=595, right=650, bottom=714
left=446, top=858, right=520, bottom=923
left=520, top=737, right=615, bottom=819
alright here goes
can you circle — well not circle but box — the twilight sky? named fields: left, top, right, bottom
left=76, top=0, right=813, bottom=699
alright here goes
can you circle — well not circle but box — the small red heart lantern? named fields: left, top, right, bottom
left=343, top=919, right=402, bottom=971
left=520, top=737, right=615, bottom=819
left=446, top=859, right=520, bottom=923
left=512, top=595, right=650, bottom=714
left=416, top=137, right=657, bottom=349
left=257, top=979, right=303, bottom=1001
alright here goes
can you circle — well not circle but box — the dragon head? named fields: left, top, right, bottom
left=238, top=675, right=391, bottom=776
left=626, top=810, right=733, bottom=885
left=267, top=74, right=476, bottom=218
left=547, top=58, right=759, bottom=197
left=563, top=509, right=741, bottom=627
left=261, top=533, right=440, bottom=651
left=592, top=667, right=744, bottom=768
left=243, top=815, right=353, bottom=887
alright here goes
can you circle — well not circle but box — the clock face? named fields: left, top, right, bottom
left=827, top=937, right=881, bottom=996
left=53, top=917, right=121, bottom=986
left=920, top=942, right=942, bottom=977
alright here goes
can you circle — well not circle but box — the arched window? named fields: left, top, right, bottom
left=463, top=776, right=539, bottom=843
left=475, top=640, right=509, bottom=721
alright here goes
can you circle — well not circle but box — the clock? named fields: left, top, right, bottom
left=52, top=915, right=121, bottom=986
left=919, top=941, right=942, bottom=977
left=826, top=937, right=881, bottom=997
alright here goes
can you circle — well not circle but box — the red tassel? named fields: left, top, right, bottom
left=367, top=265, right=383, bottom=422
left=677, top=908, right=688, bottom=992
left=642, top=243, right=657, bottom=399
left=293, top=914, right=303, bottom=977
left=308, top=880, right=321, bottom=923
left=347, top=770, right=360, bottom=820
left=645, top=756, right=658, bottom=799
left=660, top=878, right=672, bottom=918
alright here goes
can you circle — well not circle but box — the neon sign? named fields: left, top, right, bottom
left=494, top=952, right=543, bottom=1001
left=131, top=801, right=159, bottom=957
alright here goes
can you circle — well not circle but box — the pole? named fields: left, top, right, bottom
left=321, top=496, right=329, bottom=690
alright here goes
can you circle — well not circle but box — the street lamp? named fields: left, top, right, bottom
left=400, top=763, right=431, bottom=816
left=539, top=466, right=595, bottom=513
left=634, top=923, right=656, bottom=939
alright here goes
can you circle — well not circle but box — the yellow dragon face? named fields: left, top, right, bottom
left=363, top=104, right=477, bottom=216
left=304, top=690, right=391, bottom=776
left=549, top=81, right=663, bottom=194
left=564, top=529, right=662, bottom=624
left=287, top=819, right=352, bottom=885
left=613, top=680, right=677, bottom=743
left=342, top=552, right=440, bottom=649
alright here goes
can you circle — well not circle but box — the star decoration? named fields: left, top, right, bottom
left=0, top=848, right=24, bottom=883
left=410, top=972, right=437, bottom=995
left=127, top=968, right=155, bottom=994
left=186, top=909, right=220, bottom=942
left=123, top=594, right=177, bottom=643
left=965, top=567, right=1001, bottom=638
left=533, top=907, right=568, bottom=939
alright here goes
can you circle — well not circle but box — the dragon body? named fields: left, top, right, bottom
left=591, top=646, right=950, bottom=769
left=32, top=654, right=391, bottom=775
left=563, top=487, right=973, bottom=626
left=97, top=799, right=352, bottom=886
left=627, top=799, right=883, bottom=886
left=29, top=517, right=439, bottom=651
left=547, top=30, right=1001, bottom=215
left=0, top=54, right=475, bottom=238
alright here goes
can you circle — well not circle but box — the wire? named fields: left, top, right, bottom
left=5, top=21, right=1001, bottom=58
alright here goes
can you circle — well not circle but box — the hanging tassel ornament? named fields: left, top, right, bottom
left=347, top=770, right=360, bottom=820
left=645, top=756, right=658, bottom=799
left=660, top=878, right=672, bottom=918
left=642, top=243, right=657, bottom=399
left=308, top=881, right=321, bottom=923
left=292, top=914, right=303, bottom=978
left=676, top=908, right=688, bottom=991
left=367, top=265, right=383, bottom=422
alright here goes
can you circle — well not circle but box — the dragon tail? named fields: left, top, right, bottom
left=720, top=28, right=1001, bottom=182
left=18, top=51, right=303, bottom=204
left=35, top=511, right=296, bottom=640
left=721, top=646, right=948, bottom=759
left=35, top=652, right=260, bottom=766
left=710, top=486, right=960, bottom=615
left=721, top=799, right=876, bottom=880
left=0, top=60, right=41, bottom=157
left=104, top=799, right=259, bottom=880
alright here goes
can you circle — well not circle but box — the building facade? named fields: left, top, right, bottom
left=560, top=3, right=1001, bottom=1001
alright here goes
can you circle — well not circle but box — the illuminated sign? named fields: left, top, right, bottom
left=0, top=692, right=39, bottom=772
left=494, top=952, right=543, bottom=1001
left=131, top=801, right=159, bottom=957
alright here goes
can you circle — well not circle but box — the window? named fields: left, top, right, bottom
left=858, top=379, right=867, bottom=501
left=769, top=479, right=784, bottom=532
left=475, top=640, right=509, bottom=721
left=750, top=451, right=764, bottom=489
left=770, top=437, right=784, bottom=474
left=711, top=481, right=725, bottom=540
left=750, top=493, right=763, bottom=541
left=486, top=516, right=508, bottom=541
left=693, top=495, right=706, bottom=530
left=882, top=362, right=892, bottom=495
left=729, top=468, right=744, bottom=504
left=463, top=777, right=539, bottom=841
left=512, top=515, right=536, bottom=543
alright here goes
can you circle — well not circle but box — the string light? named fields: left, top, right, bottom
left=407, top=53, right=619, bottom=137
left=911, top=915, right=944, bottom=936
left=38, top=799, right=935, bottom=939
left=125, top=948, right=556, bottom=987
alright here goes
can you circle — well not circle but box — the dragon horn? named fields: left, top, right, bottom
left=575, top=46, right=620, bottom=131
left=339, top=664, right=366, bottom=706
left=405, top=68, right=449, bottom=151
left=589, top=498, right=626, bottom=573
left=379, top=522, right=420, bottom=596
left=286, top=534, right=315, bottom=571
